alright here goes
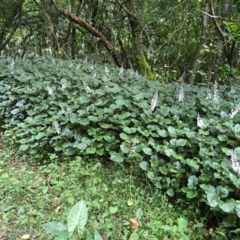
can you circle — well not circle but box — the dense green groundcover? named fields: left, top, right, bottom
left=1, top=58, right=240, bottom=237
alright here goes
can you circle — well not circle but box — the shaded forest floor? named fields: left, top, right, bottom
left=0, top=138, right=211, bottom=240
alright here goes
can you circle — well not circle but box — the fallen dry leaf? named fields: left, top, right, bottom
left=129, top=218, right=139, bottom=229
left=21, top=234, right=30, bottom=239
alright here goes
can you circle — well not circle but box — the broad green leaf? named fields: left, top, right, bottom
left=167, top=126, right=176, bottom=136
left=35, top=132, right=45, bottom=140
left=139, top=161, right=149, bottom=171
left=19, top=144, right=29, bottom=151
left=147, top=171, right=155, bottom=179
left=42, top=221, right=68, bottom=236
left=11, top=108, right=20, bottom=114
left=219, top=201, right=235, bottom=213
left=109, top=206, right=118, bottom=214
left=217, top=135, right=228, bottom=141
left=119, top=133, right=129, bottom=140
left=79, top=95, right=91, bottom=103
left=135, top=208, right=143, bottom=219
left=142, top=147, right=153, bottom=155
left=74, top=143, right=88, bottom=150
left=157, top=129, right=168, bottom=137
left=187, top=175, right=198, bottom=188
left=120, top=143, right=130, bottom=153
left=176, top=139, right=187, bottom=146
left=115, top=98, right=125, bottom=106
left=177, top=217, right=188, bottom=231
left=54, top=232, right=71, bottom=240
left=94, top=230, right=103, bottom=240
left=216, top=186, right=229, bottom=198
left=86, top=147, right=96, bottom=154
left=166, top=188, right=175, bottom=197
left=229, top=173, right=240, bottom=189
left=164, top=148, right=175, bottom=157
left=207, top=193, right=218, bottom=207
left=182, top=187, right=198, bottom=199
left=110, top=153, right=124, bottom=163
left=159, top=166, right=168, bottom=175
left=200, top=184, right=216, bottom=194
left=235, top=203, right=240, bottom=218
left=186, top=159, right=199, bottom=170
left=129, top=232, right=139, bottom=240
left=67, top=200, right=88, bottom=237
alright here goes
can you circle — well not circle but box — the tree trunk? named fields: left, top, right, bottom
left=118, top=0, right=155, bottom=80
left=53, top=0, right=123, bottom=67
left=187, top=4, right=209, bottom=84
left=0, top=0, right=25, bottom=51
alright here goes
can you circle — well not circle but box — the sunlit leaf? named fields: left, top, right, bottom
left=67, top=200, right=88, bottom=237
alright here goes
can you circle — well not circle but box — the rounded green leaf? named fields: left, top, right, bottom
left=139, top=161, right=149, bottom=171
left=42, top=221, right=68, bottom=236
left=110, top=153, right=124, bottom=163
left=19, top=144, right=29, bottom=151
left=143, top=147, right=153, bottom=155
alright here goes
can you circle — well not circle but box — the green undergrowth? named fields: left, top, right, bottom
left=0, top=147, right=208, bottom=240
left=2, top=58, right=240, bottom=237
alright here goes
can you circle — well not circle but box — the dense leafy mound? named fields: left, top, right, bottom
left=1, top=58, right=240, bottom=234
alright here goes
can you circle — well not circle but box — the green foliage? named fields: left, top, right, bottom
left=161, top=217, right=189, bottom=240
left=2, top=58, right=240, bottom=235
left=0, top=152, right=207, bottom=239
left=42, top=200, right=102, bottom=240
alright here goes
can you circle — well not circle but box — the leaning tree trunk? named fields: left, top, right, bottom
left=53, top=0, right=124, bottom=68
left=0, top=0, right=25, bottom=51
left=118, top=0, right=155, bottom=80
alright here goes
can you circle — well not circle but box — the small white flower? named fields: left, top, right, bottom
left=105, top=65, right=109, bottom=75
left=82, top=80, right=92, bottom=95
left=61, top=82, right=67, bottom=91
left=59, top=102, right=66, bottom=114
left=93, top=72, right=97, bottom=78
left=54, top=121, right=61, bottom=134
left=10, top=59, right=15, bottom=68
left=213, top=80, right=219, bottom=101
left=231, top=149, right=240, bottom=175
left=151, top=89, right=158, bottom=112
left=230, top=103, right=240, bottom=119
left=206, top=88, right=212, bottom=100
left=131, top=138, right=138, bottom=152
left=46, top=85, right=54, bottom=95
left=76, top=63, right=81, bottom=69
left=90, top=61, right=94, bottom=70
left=197, top=113, right=204, bottom=128
left=178, top=83, right=184, bottom=103
left=119, top=64, right=124, bottom=76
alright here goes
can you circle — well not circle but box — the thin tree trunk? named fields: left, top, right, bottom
left=0, top=0, right=25, bottom=51
left=117, top=0, right=155, bottom=80
left=208, top=0, right=235, bottom=67
left=188, top=4, right=209, bottom=84
left=53, top=0, right=123, bottom=67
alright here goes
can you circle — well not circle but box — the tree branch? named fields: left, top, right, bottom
left=53, top=0, right=123, bottom=67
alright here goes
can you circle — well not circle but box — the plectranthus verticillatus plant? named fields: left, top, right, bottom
left=231, top=150, right=240, bottom=176
left=151, top=89, right=158, bottom=112
left=178, top=82, right=184, bottom=103
left=2, top=58, right=240, bottom=229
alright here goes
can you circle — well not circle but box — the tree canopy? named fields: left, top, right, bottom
left=1, top=0, right=240, bottom=83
